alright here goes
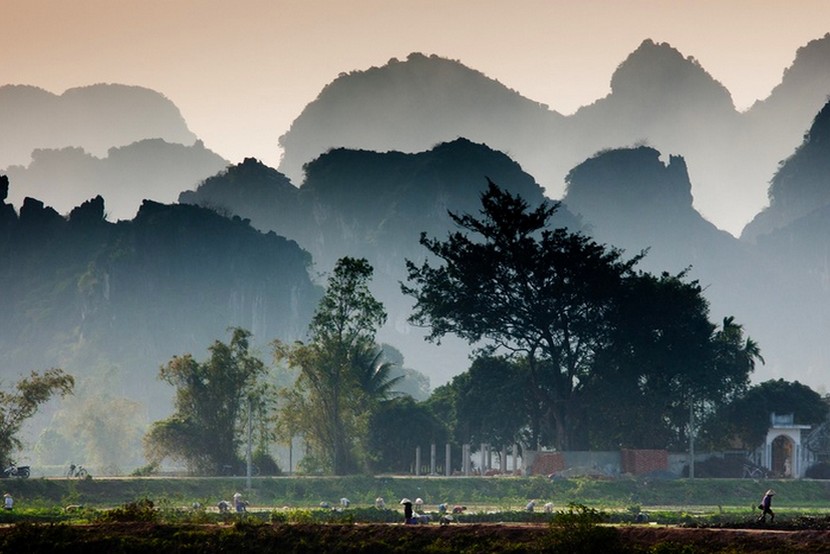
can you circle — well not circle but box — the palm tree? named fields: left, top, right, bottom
left=350, top=342, right=404, bottom=411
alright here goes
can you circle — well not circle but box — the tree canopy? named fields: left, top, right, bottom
left=275, top=257, right=397, bottom=475
left=404, top=180, right=758, bottom=451
left=0, top=368, right=74, bottom=464
left=143, top=328, right=268, bottom=475
left=701, top=379, right=828, bottom=450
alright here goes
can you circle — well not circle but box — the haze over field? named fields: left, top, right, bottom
left=6, top=1, right=830, bottom=474
left=4, top=0, right=830, bottom=234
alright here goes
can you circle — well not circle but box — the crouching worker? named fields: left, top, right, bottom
left=400, top=498, right=415, bottom=524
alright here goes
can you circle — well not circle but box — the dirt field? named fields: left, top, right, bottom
left=4, top=522, right=830, bottom=553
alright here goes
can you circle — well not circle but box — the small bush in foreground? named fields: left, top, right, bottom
left=541, top=503, right=621, bottom=553
left=96, top=498, right=158, bottom=523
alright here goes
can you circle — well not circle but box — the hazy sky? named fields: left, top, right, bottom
left=3, top=0, right=830, bottom=173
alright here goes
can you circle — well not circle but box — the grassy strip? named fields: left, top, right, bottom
left=2, top=476, right=830, bottom=511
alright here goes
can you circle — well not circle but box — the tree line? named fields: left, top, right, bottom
left=139, top=182, right=827, bottom=475
left=4, top=181, right=824, bottom=474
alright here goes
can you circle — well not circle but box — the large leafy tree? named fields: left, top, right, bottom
left=144, top=328, right=268, bottom=475
left=442, top=356, right=532, bottom=448
left=582, top=273, right=754, bottom=450
left=404, top=180, right=640, bottom=450
left=275, top=257, right=392, bottom=475
left=0, top=368, right=74, bottom=464
left=367, top=396, right=448, bottom=473
left=405, top=181, right=758, bottom=451
left=701, top=379, right=827, bottom=450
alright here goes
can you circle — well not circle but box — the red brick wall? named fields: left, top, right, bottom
left=529, top=452, right=566, bottom=476
left=620, top=449, right=668, bottom=475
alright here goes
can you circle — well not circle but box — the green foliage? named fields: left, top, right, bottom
left=0, top=368, right=74, bottom=464
left=367, top=396, right=448, bottom=473
left=700, top=379, right=827, bottom=450
left=406, top=181, right=759, bottom=452
left=403, top=180, right=643, bottom=450
left=96, top=498, right=158, bottom=523
left=542, top=503, right=621, bottom=553
left=443, top=355, right=531, bottom=446
left=144, top=328, right=269, bottom=475
left=276, top=257, right=395, bottom=475
left=130, top=462, right=159, bottom=477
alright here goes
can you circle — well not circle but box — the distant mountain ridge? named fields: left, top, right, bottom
left=278, top=36, right=830, bottom=236
left=5, top=139, right=228, bottom=219
left=0, top=83, right=221, bottom=219
left=0, top=177, right=319, bottom=415
left=0, top=84, right=197, bottom=169
left=743, top=100, right=830, bottom=241
left=181, top=138, right=577, bottom=383
left=278, top=53, right=561, bottom=191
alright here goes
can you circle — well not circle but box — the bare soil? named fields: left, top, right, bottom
left=3, top=521, right=830, bottom=553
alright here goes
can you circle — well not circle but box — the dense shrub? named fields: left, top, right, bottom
left=96, top=498, right=158, bottom=523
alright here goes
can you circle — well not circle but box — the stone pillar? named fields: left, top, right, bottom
left=501, top=445, right=507, bottom=473
left=445, top=443, right=451, bottom=477
left=463, top=444, right=470, bottom=476
left=415, top=446, right=421, bottom=476
left=430, top=443, right=436, bottom=475
left=513, top=443, right=520, bottom=474
left=480, top=442, right=486, bottom=475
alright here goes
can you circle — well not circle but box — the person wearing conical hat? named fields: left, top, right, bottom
left=757, top=489, right=775, bottom=523
left=400, top=498, right=414, bottom=523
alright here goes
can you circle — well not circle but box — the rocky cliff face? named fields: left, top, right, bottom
left=742, top=100, right=830, bottom=242
left=0, top=182, right=319, bottom=414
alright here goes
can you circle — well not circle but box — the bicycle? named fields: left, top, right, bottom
left=66, top=463, right=90, bottom=479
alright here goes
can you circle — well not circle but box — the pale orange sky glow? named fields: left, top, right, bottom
left=3, top=0, right=830, bottom=173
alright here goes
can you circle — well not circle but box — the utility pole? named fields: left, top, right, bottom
left=246, top=395, right=253, bottom=490
left=688, top=399, right=695, bottom=479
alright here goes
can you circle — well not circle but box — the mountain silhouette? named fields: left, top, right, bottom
left=742, top=99, right=830, bottom=241
left=179, top=156, right=302, bottom=237
left=735, top=99, right=830, bottom=384
left=5, top=139, right=228, bottom=220
left=562, top=145, right=794, bottom=386
left=0, top=84, right=197, bottom=170
left=277, top=37, right=830, bottom=237
left=183, top=138, right=577, bottom=384
left=278, top=53, right=561, bottom=188
left=0, top=182, right=319, bottom=415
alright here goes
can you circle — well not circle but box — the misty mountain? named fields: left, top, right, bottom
left=4, top=139, right=228, bottom=220
left=0, top=176, right=320, bottom=414
left=742, top=100, right=830, bottom=241
left=742, top=99, right=830, bottom=385
left=743, top=32, right=830, bottom=202
left=277, top=36, right=830, bottom=236
left=179, top=156, right=303, bottom=237
left=278, top=52, right=562, bottom=189
left=565, top=40, right=750, bottom=231
left=182, top=138, right=580, bottom=383
left=0, top=84, right=197, bottom=170
left=561, top=146, right=794, bottom=384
